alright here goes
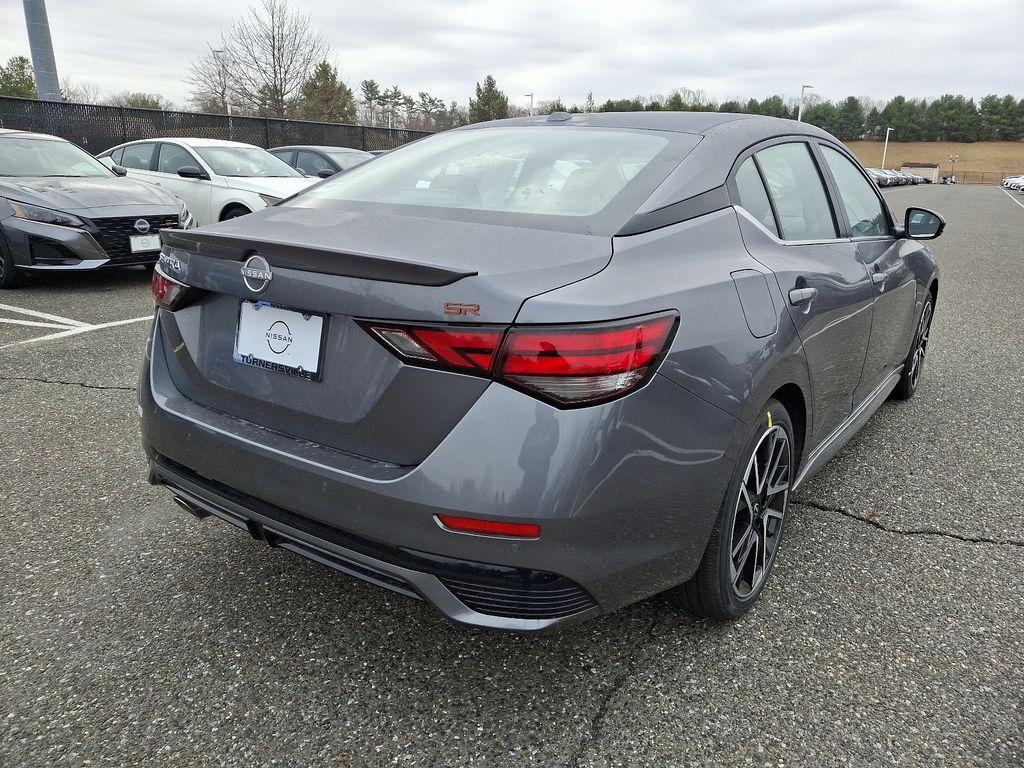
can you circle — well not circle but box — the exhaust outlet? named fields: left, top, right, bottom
left=172, top=495, right=211, bottom=520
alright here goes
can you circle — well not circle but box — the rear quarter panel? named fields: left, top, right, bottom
left=517, top=208, right=810, bottom=432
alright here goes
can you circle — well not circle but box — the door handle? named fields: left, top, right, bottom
left=871, top=271, right=885, bottom=285
left=788, top=287, right=818, bottom=306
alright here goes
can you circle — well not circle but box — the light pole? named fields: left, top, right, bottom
left=880, top=127, right=893, bottom=170
left=524, top=92, right=534, bottom=116
left=796, top=84, right=814, bottom=122
left=949, top=154, right=959, bottom=183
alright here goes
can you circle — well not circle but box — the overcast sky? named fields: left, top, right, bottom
left=3, top=0, right=1020, bottom=109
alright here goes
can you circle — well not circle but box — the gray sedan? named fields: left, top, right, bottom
left=143, top=112, right=943, bottom=631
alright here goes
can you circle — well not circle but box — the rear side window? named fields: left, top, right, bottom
left=755, top=143, right=837, bottom=241
left=820, top=146, right=889, bottom=237
left=734, top=158, right=778, bottom=236
left=120, top=143, right=155, bottom=171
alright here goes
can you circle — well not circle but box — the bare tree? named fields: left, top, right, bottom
left=60, top=76, right=102, bottom=104
left=186, top=45, right=233, bottom=114
left=219, top=0, right=328, bottom=118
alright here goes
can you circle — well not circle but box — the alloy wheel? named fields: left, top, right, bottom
left=908, top=301, right=933, bottom=390
left=728, top=424, right=791, bottom=599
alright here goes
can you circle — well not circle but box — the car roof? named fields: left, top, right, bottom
left=0, top=128, right=67, bottom=142
left=116, top=137, right=259, bottom=149
left=272, top=145, right=369, bottom=153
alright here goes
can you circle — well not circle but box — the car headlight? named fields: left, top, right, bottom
left=8, top=200, right=85, bottom=228
left=178, top=202, right=196, bottom=229
left=258, top=194, right=282, bottom=207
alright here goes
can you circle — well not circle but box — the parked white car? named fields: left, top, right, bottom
left=97, top=138, right=317, bottom=226
left=1001, top=175, right=1024, bottom=190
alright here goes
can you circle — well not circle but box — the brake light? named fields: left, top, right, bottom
left=436, top=514, right=540, bottom=538
left=363, top=312, right=677, bottom=407
left=360, top=323, right=504, bottom=374
left=151, top=266, right=196, bottom=311
left=497, top=314, right=676, bottom=405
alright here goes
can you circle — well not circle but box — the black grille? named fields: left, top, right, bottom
left=93, top=215, right=178, bottom=263
left=441, top=576, right=597, bottom=619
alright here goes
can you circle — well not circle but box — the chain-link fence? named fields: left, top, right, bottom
left=953, top=170, right=1024, bottom=185
left=0, top=96, right=432, bottom=153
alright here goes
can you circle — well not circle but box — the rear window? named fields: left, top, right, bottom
left=286, top=127, right=687, bottom=234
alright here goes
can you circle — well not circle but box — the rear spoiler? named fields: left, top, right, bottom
left=161, top=228, right=477, bottom=287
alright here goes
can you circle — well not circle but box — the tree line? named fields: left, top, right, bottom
left=2, top=0, right=1023, bottom=143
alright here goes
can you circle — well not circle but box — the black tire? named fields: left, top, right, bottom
left=0, top=243, right=24, bottom=289
left=220, top=205, right=251, bottom=221
left=668, top=398, right=794, bottom=620
left=891, top=293, right=933, bottom=401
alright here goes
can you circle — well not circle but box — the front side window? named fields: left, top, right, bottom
left=734, top=157, right=778, bottom=236
left=194, top=146, right=301, bottom=178
left=755, top=143, right=837, bottom=241
left=292, top=127, right=670, bottom=220
left=296, top=150, right=333, bottom=176
left=0, top=137, right=112, bottom=178
left=821, top=146, right=889, bottom=237
left=158, top=143, right=200, bottom=175
left=120, top=143, right=156, bottom=171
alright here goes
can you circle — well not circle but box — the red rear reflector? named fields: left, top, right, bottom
left=437, top=514, right=540, bottom=538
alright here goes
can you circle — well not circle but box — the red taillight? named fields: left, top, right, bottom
left=151, top=267, right=195, bottom=311
left=362, top=312, right=677, bottom=407
left=436, top=514, right=540, bottom=538
left=361, top=323, right=504, bottom=374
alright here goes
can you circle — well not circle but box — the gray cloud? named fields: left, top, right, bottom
left=2, top=0, right=1020, bottom=109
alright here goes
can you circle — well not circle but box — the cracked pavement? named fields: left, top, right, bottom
left=1, top=186, right=1022, bottom=767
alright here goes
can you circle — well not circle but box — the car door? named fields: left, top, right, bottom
left=731, top=141, right=876, bottom=448
left=817, top=143, right=918, bottom=403
left=154, top=142, right=212, bottom=223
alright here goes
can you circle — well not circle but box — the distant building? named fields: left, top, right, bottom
left=901, top=162, right=939, bottom=183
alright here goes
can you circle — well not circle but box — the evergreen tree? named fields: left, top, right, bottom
left=758, top=95, right=789, bottom=118
left=0, top=56, right=37, bottom=99
left=583, top=90, right=595, bottom=113
left=718, top=100, right=744, bottom=113
left=836, top=96, right=866, bottom=140
left=296, top=61, right=356, bottom=123
left=468, top=75, right=509, bottom=123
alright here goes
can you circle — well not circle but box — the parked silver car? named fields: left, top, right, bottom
left=142, top=113, right=944, bottom=630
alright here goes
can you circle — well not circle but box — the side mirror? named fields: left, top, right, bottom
left=177, top=165, right=208, bottom=180
left=111, top=164, right=128, bottom=177
left=317, top=168, right=335, bottom=178
left=904, top=207, right=945, bottom=240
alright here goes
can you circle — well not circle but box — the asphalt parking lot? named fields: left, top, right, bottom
left=1, top=185, right=1021, bottom=767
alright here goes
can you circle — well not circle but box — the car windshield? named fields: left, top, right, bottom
left=325, top=150, right=373, bottom=170
left=0, top=137, right=112, bottom=178
left=291, top=127, right=670, bottom=219
left=194, top=146, right=302, bottom=178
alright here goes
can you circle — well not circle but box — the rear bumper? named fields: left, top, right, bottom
left=140, top=312, right=744, bottom=630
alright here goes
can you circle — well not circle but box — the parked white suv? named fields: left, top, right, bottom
left=97, top=138, right=317, bottom=226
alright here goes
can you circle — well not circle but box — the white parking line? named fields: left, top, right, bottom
left=0, top=317, right=73, bottom=329
left=0, top=302, right=90, bottom=328
left=0, top=315, right=152, bottom=349
left=1003, top=190, right=1024, bottom=211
